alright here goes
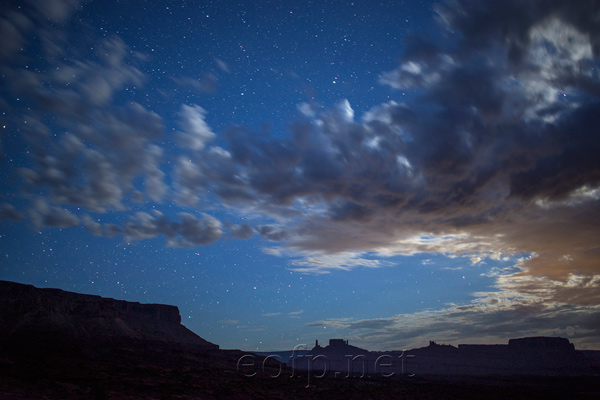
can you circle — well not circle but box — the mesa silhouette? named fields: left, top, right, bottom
left=0, top=280, right=218, bottom=352
left=2, top=280, right=600, bottom=399
left=291, top=337, right=600, bottom=376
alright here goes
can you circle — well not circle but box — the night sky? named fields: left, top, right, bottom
left=1, top=0, right=600, bottom=351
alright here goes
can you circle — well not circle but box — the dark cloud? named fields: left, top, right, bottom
left=169, top=212, right=223, bottom=247
left=28, top=0, right=82, bottom=24
left=83, top=211, right=223, bottom=247
left=1, top=2, right=169, bottom=231
left=29, top=199, right=79, bottom=230
left=143, top=145, right=168, bottom=203
left=122, top=211, right=223, bottom=247
left=18, top=101, right=166, bottom=212
left=0, top=203, right=24, bottom=221
left=0, top=10, right=32, bottom=59
left=509, top=103, right=600, bottom=201
left=5, top=27, right=165, bottom=212
left=434, top=0, right=600, bottom=64
left=228, top=223, right=255, bottom=240
left=256, top=225, right=290, bottom=242
left=0, top=0, right=84, bottom=62
left=81, top=215, right=121, bottom=238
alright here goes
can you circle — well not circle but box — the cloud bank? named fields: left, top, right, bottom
left=2, top=0, right=599, bottom=271
left=308, top=259, right=600, bottom=350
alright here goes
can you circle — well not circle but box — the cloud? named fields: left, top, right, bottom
left=29, top=199, right=79, bottom=230
left=218, top=320, right=239, bottom=325
left=177, top=104, right=216, bottom=151
left=28, top=0, right=81, bottom=24
left=0, top=203, right=24, bottom=221
left=288, top=310, right=305, bottom=319
left=0, top=0, right=598, bottom=349
left=1, top=4, right=167, bottom=215
left=228, top=223, right=255, bottom=239
left=0, top=9, right=32, bottom=59
left=81, top=210, right=223, bottom=247
left=308, top=302, right=600, bottom=350
left=215, top=58, right=230, bottom=73
left=122, top=211, right=223, bottom=247
left=17, top=102, right=166, bottom=212
left=143, top=145, right=168, bottom=203
left=262, top=312, right=282, bottom=317
left=9, top=36, right=144, bottom=110
left=284, top=250, right=395, bottom=275
left=0, top=0, right=85, bottom=61
left=156, top=0, right=600, bottom=284
left=256, top=225, right=290, bottom=242
left=306, top=255, right=600, bottom=349
left=3, top=0, right=600, bottom=290
left=307, top=268, right=600, bottom=350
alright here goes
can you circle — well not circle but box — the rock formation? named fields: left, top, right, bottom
left=290, top=337, right=600, bottom=376
left=1, top=281, right=600, bottom=398
left=0, top=280, right=218, bottom=351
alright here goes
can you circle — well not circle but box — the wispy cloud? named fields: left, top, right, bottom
left=308, top=264, right=600, bottom=350
left=262, top=312, right=282, bottom=317
left=218, top=320, right=239, bottom=325
left=288, top=310, right=304, bottom=318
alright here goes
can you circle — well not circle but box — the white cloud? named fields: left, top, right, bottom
left=262, top=312, right=282, bottom=317
left=177, top=104, right=215, bottom=151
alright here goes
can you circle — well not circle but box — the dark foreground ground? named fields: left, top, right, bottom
left=1, top=341, right=599, bottom=400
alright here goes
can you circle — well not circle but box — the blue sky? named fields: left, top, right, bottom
left=1, top=0, right=600, bottom=351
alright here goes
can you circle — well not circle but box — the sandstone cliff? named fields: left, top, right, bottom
left=0, top=280, right=218, bottom=350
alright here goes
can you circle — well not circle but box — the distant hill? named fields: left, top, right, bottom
left=291, top=338, right=600, bottom=376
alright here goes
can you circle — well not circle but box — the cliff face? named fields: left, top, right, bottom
left=0, top=280, right=218, bottom=350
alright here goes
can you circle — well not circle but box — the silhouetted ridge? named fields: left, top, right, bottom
left=308, top=338, right=370, bottom=356
left=0, top=280, right=218, bottom=349
left=291, top=338, right=600, bottom=376
left=508, top=336, right=574, bottom=350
